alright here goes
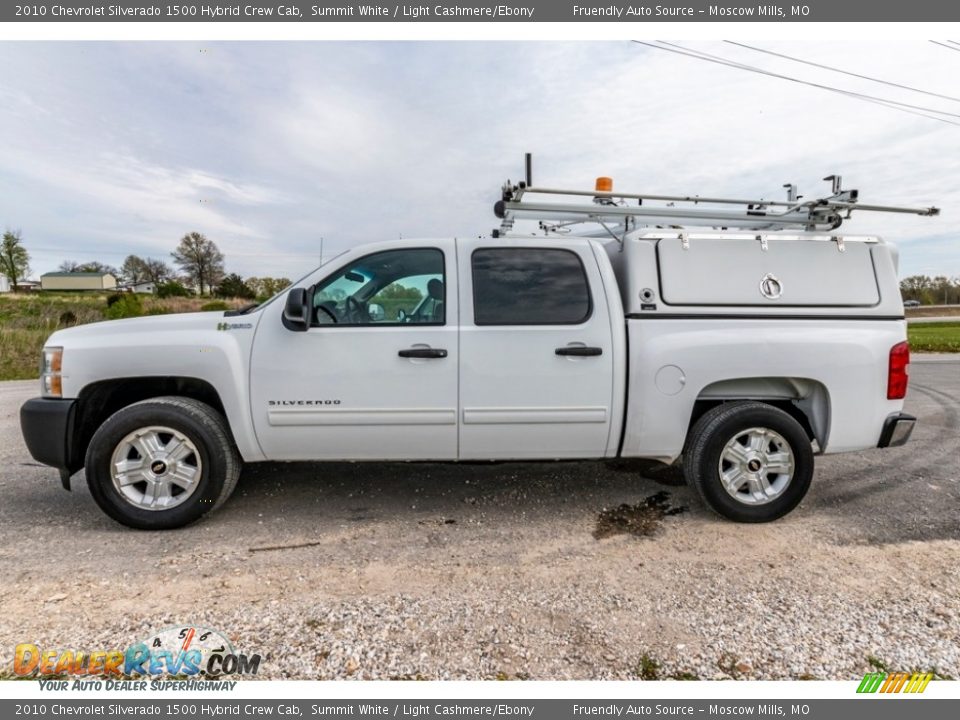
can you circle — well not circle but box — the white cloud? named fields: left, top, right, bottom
left=0, top=41, right=956, bottom=280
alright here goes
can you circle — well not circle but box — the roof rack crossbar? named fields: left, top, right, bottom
left=494, top=155, right=940, bottom=237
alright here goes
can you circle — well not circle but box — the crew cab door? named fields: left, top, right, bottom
left=249, top=241, right=458, bottom=461
left=456, top=239, right=616, bottom=459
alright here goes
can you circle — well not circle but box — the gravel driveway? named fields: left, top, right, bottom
left=0, top=357, right=957, bottom=681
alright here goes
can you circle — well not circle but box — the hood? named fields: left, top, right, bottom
left=45, top=311, right=241, bottom=347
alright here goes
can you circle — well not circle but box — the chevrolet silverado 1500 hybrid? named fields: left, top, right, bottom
left=20, top=163, right=938, bottom=529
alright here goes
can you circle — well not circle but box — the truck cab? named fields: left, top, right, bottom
left=253, top=236, right=624, bottom=464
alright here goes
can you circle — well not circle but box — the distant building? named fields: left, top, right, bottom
left=40, top=272, right=118, bottom=292
left=0, top=274, right=10, bottom=293
left=123, top=281, right=157, bottom=294
left=14, top=279, right=40, bottom=292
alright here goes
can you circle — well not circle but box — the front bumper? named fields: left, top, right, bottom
left=877, top=412, right=917, bottom=448
left=20, top=397, right=79, bottom=487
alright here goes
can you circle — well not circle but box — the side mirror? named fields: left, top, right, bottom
left=283, top=287, right=311, bottom=331
left=368, top=303, right=385, bottom=322
left=397, top=308, right=407, bottom=323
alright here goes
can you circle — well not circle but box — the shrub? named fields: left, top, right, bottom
left=216, top=273, right=256, bottom=300
left=104, top=294, right=143, bottom=320
left=58, top=311, right=77, bottom=327
left=105, top=293, right=124, bottom=307
left=200, top=301, right=229, bottom=312
left=156, top=281, right=192, bottom=298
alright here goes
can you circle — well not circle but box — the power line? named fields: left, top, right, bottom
left=930, top=40, right=960, bottom=53
left=631, top=41, right=960, bottom=127
left=724, top=40, right=960, bottom=103
left=657, top=41, right=960, bottom=120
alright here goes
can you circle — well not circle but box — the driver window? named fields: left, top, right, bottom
left=312, top=248, right=445, bottom=326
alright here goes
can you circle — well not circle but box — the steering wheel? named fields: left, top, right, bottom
left=315, top=303, right=338, bottom=324
left=345, top=296, right=366, bottom=324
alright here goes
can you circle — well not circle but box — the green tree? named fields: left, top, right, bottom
left=0, top=230, right=31, bottom=291
left=931, top=276, right=955, bottom=306
left=376, top=283, right=423, bottom=300
left=171, top=232, right=224, bottom=295
left=216, top=273, right=255, bottom=299
left=246, top=276, right=292, bottom=299
left=900, top=275, right=934, bottom=305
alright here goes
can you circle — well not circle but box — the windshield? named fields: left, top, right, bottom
left=244, top=249, right=350, bottom=314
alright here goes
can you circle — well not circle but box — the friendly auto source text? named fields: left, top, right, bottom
left=572, top=5, right=810, bottom=17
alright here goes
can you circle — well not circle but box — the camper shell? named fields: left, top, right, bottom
left=610, top=231, right=900, bottom=316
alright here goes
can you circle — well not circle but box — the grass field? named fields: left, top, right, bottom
left=0, top=293, right=244, bottom=381
left=905, top=306, right=960, bottom=318
left=2, top=294, right=958, bottom=382
left=907, top=321, right=960, bottom=353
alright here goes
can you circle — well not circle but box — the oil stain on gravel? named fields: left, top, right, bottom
left=593, top=491, right=687, bottom=540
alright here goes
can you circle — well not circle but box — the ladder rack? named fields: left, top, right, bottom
left=493, top=154, right=940, bottom=238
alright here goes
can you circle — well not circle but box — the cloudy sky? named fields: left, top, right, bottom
left=0, top=41, right=957, bottom=281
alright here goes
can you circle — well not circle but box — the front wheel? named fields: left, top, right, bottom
left=85, top=397, right=241, bottom=530
left=683, top=401, right=813, bottom=523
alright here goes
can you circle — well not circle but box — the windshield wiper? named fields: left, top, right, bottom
left=224, top=303, right=260, bottom=316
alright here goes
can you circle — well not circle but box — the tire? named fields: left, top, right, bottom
left=683, top=401, right=813, bottom=523
left=84, top=396, right=241, bottom=530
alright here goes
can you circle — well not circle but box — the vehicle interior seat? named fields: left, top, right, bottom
left=427, top=278, right=444, bottom=323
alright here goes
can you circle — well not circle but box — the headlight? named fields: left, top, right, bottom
left=40, top=346, right=63, bottom=398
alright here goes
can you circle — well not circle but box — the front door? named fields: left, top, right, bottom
left=249, top=241, right=459, bottom=461
left=456, top=239, right=616, bottom=460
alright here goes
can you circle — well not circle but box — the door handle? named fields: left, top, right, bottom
left=398, top=348, right=448, bottom=359
left=555, top=346, right=603, bottom=357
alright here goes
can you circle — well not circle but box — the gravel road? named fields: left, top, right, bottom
left=0, top=358, right=957, bottom=681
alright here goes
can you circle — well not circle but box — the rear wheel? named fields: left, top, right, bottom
left=85, top=397, right=241, bottom=529
left=683, top=401, right=813, bottom=522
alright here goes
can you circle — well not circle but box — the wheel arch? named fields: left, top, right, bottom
left=688, top=377, right=831, bottom=451
left=69, top=377, right=231, bottom=474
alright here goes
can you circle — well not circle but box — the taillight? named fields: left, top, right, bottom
left=887, top=341, right=910, bottom=400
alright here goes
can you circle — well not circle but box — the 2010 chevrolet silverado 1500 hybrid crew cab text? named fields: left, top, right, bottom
left=19, top=160, right=940, bottom=529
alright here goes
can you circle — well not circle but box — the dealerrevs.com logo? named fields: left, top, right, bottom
left=14, top=626, right=261, bottom=681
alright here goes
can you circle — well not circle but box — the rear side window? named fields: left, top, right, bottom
left=471, top=248, right=592, bottom=325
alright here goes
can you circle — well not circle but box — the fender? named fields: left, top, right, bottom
left=48, top=311, right=265, bottom=462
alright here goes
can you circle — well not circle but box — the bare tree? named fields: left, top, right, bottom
left=121, top=255, right=149, bottom=284
left=0, top=230, right=31, bottom=291
left=171, top=232, right=224, bottom=295
left=58, top=260, right=119, bottom=277
left=144, top=258, right=173, bottom=284
left=123, top=255, right=172, bottom=285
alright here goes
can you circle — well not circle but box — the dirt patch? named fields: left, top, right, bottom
left=593, top=491, right=687, bottom=539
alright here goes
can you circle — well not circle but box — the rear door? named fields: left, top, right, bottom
left=456, top=239, right=616, bottom=460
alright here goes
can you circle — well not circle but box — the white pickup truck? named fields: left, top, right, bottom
left=19, top=166, right=937, bottom=529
